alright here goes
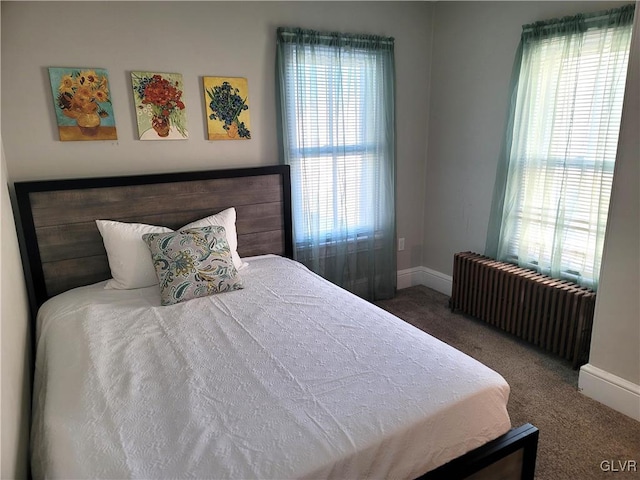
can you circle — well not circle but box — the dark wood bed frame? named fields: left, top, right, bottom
left=14, top=164, right=538, bottom=480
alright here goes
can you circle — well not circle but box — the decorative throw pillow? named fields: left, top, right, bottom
left=143, top=226, right=243, bottom=306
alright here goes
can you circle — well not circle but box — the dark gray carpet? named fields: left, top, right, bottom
left=376, top=285, right=640, bottom=480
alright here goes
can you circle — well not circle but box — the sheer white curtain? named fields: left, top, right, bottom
left=491, top=5, right=634, bottom=290
left=276, top=28, right=396, bottom=300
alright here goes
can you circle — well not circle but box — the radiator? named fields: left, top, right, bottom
left=450, top=252, right=596, bottom=368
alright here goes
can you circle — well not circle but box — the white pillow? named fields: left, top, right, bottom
left=182, top=207, right=247, bottom=270
left=96, top=207, right=245, bottom=290
left=96, top=220, right=171, bottom=290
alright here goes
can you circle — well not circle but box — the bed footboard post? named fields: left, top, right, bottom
left=520, top=423, right=539, bottom=480
left=419, top=423, right=539, bottom=480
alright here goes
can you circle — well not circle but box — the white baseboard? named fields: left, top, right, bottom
left=397, top=266, right=453, bottom=297
left=579, top=364, right=640, bottom=421
left=397, top=267, right=425, bottom=290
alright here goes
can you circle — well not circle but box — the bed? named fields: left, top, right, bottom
left=15, top=165, right=538, bottom=479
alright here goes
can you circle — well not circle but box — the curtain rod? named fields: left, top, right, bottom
left=522, top=3, right=635, bottom=34
left=278, top=28, right=394, bottom=45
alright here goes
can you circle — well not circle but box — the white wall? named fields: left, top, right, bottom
left=1, top=5, right=32, bottom=476
left=1, top=0, right=432, bottom=272
left=579, top=3, right=640, bottom=420
left=1, top=141, right=31, bottom=478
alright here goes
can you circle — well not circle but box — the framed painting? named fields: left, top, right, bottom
left=48, top=67, right=117, bottom=141
left=203, top=77, right=251, bottom=140
left=131, top=71, right=188, bottom=140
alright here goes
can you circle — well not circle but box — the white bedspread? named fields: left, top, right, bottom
left=31, top=255, right=511, bottom=479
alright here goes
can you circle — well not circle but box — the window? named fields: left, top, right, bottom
left=279, top=36, right=392, bottom=242
left=276, top=28, right=396, bottom=300
left=494, top=6, right=634, bottom=289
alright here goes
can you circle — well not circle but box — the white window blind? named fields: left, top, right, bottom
left=499, top=20, right=633, bottom=288
left=282, top=43, right=388, bottom=242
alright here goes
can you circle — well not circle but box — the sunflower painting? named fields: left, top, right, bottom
left=48, top=67, right=117, bottom=141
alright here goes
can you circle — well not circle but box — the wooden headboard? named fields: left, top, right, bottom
left=15, top=165, right=293, bottom=310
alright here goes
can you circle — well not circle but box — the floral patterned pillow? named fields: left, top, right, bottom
left=142, top=226, right=243, bottom=306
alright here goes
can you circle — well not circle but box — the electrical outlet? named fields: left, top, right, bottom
left=398, top=237, right=405, bottom=251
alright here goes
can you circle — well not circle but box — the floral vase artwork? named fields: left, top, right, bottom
left=48, top=67, right=117, bottom=141
left=131, top=72, right=188, bottom=140
left=203, top=77, right=251, bottom=140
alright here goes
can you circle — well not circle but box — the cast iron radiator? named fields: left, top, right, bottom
left=450, top=252, right=596, bottom=368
